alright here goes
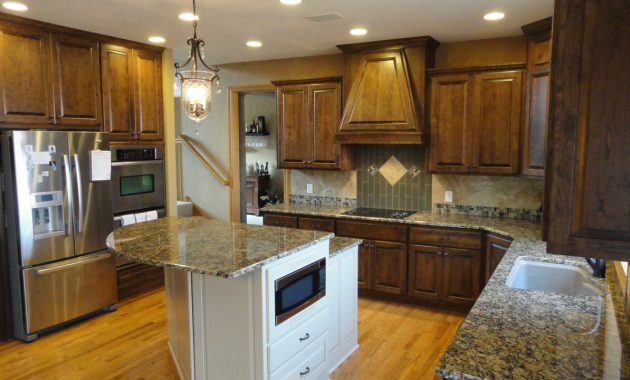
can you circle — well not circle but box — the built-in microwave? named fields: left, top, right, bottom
left=110, top=145, right=165, bottom=215
left=275, top=258, right=326, bottom=325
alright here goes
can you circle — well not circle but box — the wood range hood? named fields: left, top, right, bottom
left=335, top=36, right=439, bottom=144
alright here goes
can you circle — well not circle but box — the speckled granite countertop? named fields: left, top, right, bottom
left=106, top=216, right=333, bottom=278
left=329, top=236, right=362, bottom=258
left=262, top=204, right=630, bottom=379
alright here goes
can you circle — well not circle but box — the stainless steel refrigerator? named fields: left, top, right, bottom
left=0, top=131, right=117, bottom=342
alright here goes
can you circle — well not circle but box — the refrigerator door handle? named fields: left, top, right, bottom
left=73, top=154, right=84, bottom=233
left=34, top=252, right=112, bottom=275
left=62, top=154, right=74, bottom=236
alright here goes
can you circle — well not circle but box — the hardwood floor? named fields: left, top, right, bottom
left=0, top=289, right=464, bottom=380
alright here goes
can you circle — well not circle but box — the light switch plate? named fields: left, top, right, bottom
left=307, top=183, right=313, bottom=194
left=445, top=191, right=453, bottom=203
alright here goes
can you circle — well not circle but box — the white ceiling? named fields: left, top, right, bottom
left=11, top=0, right=553, bottom=64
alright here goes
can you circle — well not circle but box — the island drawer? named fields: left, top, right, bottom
left=409, top=227, right=482, bottom=249
left=270, top=333, right=328, bottom=380
left=264, top=214, right=298, bottom=228
left=268, top=306, right=329, bottom=372
left=298, top=217, right=335, bottom=232
left=336, top=220, right=407, bottom=242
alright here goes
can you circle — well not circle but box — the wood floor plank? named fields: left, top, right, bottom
left=0, top=289, right=463, bottom=380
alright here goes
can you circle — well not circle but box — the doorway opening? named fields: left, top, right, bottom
left=228, top=85, right=288, bottom=223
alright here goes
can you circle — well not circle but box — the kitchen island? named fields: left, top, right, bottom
left=106, top=216, right=361, bottom=380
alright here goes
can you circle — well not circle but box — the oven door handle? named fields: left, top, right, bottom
left=111, top=160, right=163, bottom=167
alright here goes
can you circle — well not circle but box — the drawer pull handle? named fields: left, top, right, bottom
left=444, top=252, right=449, bottom=256
left=300, top=367, right=310, bottom=376
left=299, top=333, right=310, bottom=341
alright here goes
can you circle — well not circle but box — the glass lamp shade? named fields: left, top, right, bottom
left=180, top=70, right=215, bottom=123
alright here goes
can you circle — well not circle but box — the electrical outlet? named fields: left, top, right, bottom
left=306, top=183, right=313, bottom=194
left=445, top=191, right=453, bottom=203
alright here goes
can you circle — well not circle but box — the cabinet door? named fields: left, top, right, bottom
left=473, top=70, right=522, bottom=174
left=372, top=240, right=407, bottom=295
left=357, top=241, right=372, bottom=290
left=298, top=216, right=335, bottom=233
left=407, top=244, right=442, bottom=301
left=0, top=23, right=53, bottom=125
left=133, top=48, right=163, bottom=141
left=546, top=0, right=630, bottom=261
left=308, top=82, right=341, bottom=169
left=101, top=44, right=135, bottom=140
left=262, top=213, right=298, bottom=228
left=429, top=74, right=475, bottom=173
left=277, top=84, right=307, bottom=168
left=51, top=33, right=102, bottom=126
left=485, top=234, right=512, bottom=282
left=245, top=179, right=256, bottom=212
left=442, top=247, right=481, bottom=305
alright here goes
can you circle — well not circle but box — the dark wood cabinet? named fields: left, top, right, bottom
left=545, top=0, right=630, bottom=261
left=132, top=48, right=163, bottom=141
left=428, top=66, right=523, bottom=174
left=245, top=175, right=270, bottom=216
left=102, top=44, right=164, bottom=142
left=336, top=37, right=438, bottom=144
left=521, top=18, right=552, bottom=177
left=0, top=21, right=54, bottom=125
left=372, top=240, right=407, bottom=295
left=274, top=78, right=352, bottom=170
left=101, top=44, right=135, bottom=139
left=298, top=216, right=335, bottom=232
left=485, top=234, right=513, bottom=282
left=357, top=242, right=372, bottom=290
left=263, top=213, right=298, bottom=229
left=408, top=244, right=442, bottom=301
left=428, top=74, right=474, bottom=173
left=442, top=247, right=481, bottom=304
left=51, top=33, right=102, bottom=126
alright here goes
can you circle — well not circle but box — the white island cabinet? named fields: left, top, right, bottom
left=166, top=241, right=359, bottom=380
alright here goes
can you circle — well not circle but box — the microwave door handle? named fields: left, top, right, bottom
left=62, top=155, right=74, bottom=236
left=73, top=154, right=84, bottom=233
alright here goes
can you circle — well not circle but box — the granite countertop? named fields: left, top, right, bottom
left=106, top=216, right=333, bottom=278
left=329, top=236, right=362, bottom=258
left=262, top=204, right=630, bottom=379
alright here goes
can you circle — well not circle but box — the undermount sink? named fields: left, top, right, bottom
left=506, top=257, right=605, bottom=297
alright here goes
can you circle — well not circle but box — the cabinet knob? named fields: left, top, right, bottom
left=444, top=252, right=449, bottom=256
left=437, top=252, right=443, bottom=256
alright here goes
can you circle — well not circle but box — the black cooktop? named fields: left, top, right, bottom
left=343, top=207, right=417, bottom=220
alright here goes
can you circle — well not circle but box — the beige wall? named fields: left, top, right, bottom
left=179, top=54, right=344, bottom=220
left=161, top=49, right=177, bottom=216
left=432, top=175, right=544, bottom=209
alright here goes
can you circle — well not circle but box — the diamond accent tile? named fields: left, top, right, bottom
left=379, top=155, right=407, bottom=186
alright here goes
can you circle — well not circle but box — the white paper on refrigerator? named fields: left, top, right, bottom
left=31, top=151, right=50, bottom=165
left=90, top=150, right=111, bottom=181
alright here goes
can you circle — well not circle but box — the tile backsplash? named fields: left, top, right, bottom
left=356, top=145, right=431, bottom=211
left=433, top=203, right=542, bottom=220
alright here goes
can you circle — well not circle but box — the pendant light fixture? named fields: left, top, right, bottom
left=175, top=0, right=221, bottom=134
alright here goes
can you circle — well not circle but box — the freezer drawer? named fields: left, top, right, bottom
left=22, top=251, right=117, bottom=334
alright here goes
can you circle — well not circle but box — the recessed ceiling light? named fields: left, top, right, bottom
left=280, top=0, right=302, bottom=4
left=179, top=12, right=199, bottom=21
left=483, top=12, right=505, bottom=21
left=148, top=36, right=166, bottom=44
left=246, top=40, right=263, bottom=48
left=350, top=28, right=367, bottom=36
left=2, top=2, right=28, bottom=11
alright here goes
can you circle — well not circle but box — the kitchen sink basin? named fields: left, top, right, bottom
left=506, top=257, right=605, bottom=297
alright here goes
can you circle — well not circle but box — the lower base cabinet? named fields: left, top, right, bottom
left=407, top=244, right=481, bottom=305
left=357, top=240, right=407, bottom=295
left=485, top=234, right=513, bottom=282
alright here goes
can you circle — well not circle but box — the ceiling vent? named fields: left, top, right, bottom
left=305, top=13, right=343, bottom=22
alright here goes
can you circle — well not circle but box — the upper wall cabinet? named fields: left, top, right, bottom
left=0, top=21, right=54, bottom=125
left=428, top=66, right=523, bottom=174
left=521, top=17, right=552, bottom=177
left=101, top=44, right=163, bottom=142
left=545, top=0, right=630, bottom=261
left=0, top=20, right=102, bottom=128
left=336, top=37, right=439, bottom=144
left=51, top=33, right=102, bottom=126
left=274, top=77, right=353, bottom=170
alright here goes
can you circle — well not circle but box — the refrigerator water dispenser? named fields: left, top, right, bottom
left=30, top=191, right=64, bottom=239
